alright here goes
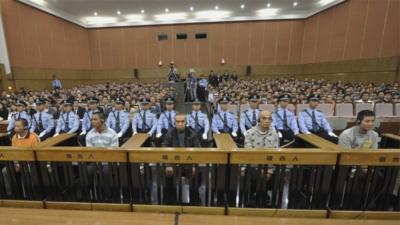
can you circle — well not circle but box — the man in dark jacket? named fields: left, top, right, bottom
left=159, top=114, right=203, bottom=205
left=162, top=114, right=200, bottom=148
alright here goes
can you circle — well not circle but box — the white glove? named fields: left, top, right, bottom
left=278, top=132, right=282, bottom=138
left=147, top=132, right=152, bottom=136
left=202, top=133, right=207, bottom=140
left=117, top=132, right=123, bottom=138
left=53, top=133, right=59, bottom=137
left=215, top=132, right=220, bottom=134
left=39, top=131, right=46, bottom=138
left=305, top=132, right=311, bottom=134
left=243, top=130, right=248, bottom=136
left=80, top=131, right=86, bottom=136
left=328, top=132, right=337, bottom=137
left=132, top=132, right=137, bottom=136
left=231, top=132, right=237, bottom=137
left=156, top=133, right=162, bottom=138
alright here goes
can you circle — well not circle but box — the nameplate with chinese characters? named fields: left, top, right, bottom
left=0, top=148, right=35, bottom=161
left=339, top=150, right=400, bottom=166
left=129, top=149, right=228, bottom=164
left=230, top=149, right=337, bottom=165
left=35, top=149, right=127, bottom=162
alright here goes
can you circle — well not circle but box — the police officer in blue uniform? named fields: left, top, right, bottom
left=298, top=94, right=338, bottom=143
left=30, top=98, right=55, bottom=141
left=54, top=99, right=80, bottom=136
left=197, top=77, right=208, bottom=102
left=78, top=97, right=102, bottom=146
left=155, top=97, right=177, bottom=145
left=7, top=100, right=31, bottom=135
left=187, top=98, right=210, bottom=147
left=132, top=98, right=158, bottom=137
left=106, top=97, right=130, bottom=145
left=240, top=94, right=261, bottom=136
left=272, top=94, right=299, bottom=145
left=211, top=96, right=238, bottom=137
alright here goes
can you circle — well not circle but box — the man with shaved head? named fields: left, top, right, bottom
left=244, top=110, right=279, bottom=148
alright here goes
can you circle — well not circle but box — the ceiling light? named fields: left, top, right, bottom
left=267, top=3, right=271, bottom=8
left=154, top=12, right=187, bottom=21
left=141, top=9, right=145, bottom=14
left=85, top=16, right=117, bottom=25
left=165, top=8, right=169, bottom=13
left=30, top=0, right=46, bottom=5
left=318, top=0, right=336, bottom=5
left=240, top=4, right=245, bottom=9
left=293, top=2, right=298, bottom=7
left=195, top=10, right=231, bottom=19
left=215, top=5, right=219, bottom=10
left=125, top=14, right=144, bottom=22
left=256, top=8, right=280, bottom=16
left=94, top=12, right=98, bottom=16
left=190, top=6, right=194, bottom=11
left=117, top=10, right=121, bottom=15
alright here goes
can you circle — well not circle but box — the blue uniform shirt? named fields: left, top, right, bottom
left=211, top=110, right=238, bottom=133
left=106, top=110, right=129, bottom=134
left=240, top=108, right=260, bottom=133
left=55, top=111, right=80, bottom=134
left=157, top=110, right=177, bottom=134
left=272, top=107, right=299, bottom=134
left=82, top=110, right=94, bottom=132
left=298, top=108, right=332, bottom=134
left=132, top=110, right=157, bottom=135
left=187, top=110, right=210, bottom=134
left=30, top=111, right=55, bottom=134
left=199, top=79, right=208, bottom=88
left=7, top=111, right=31, bottom=133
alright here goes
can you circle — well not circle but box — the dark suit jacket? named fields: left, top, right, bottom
left=162, top=127, right=201, bottom=148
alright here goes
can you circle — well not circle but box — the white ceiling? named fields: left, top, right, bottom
left=18, top=0, right=346, bottom=28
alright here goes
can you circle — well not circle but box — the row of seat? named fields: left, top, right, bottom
left=231, top=103, right=400, bottom=117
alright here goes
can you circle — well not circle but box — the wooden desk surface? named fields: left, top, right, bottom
left=0, top=207, right=174, bottom=225
left=297, top=134, right=341, bottom=151
left=36, top=133, right=76, bottom=148
left=179, top=214, right=399, bottom=225
left=213, top=133, right=237, bottom=150
left=382, top=133, right=400, bottom=142
left=121, top=133, right=149, bottom=149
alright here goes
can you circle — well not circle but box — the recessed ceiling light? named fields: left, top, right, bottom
left=190, top=6, right=194, bottom=11
left=240, top=4, right=245, bottom=9
left=195, top=10, right=231, bottom=19
left=94, top=12, right=98, bottom=16
left=165, top=8, right=169, bottom=13
left=117, top=10, right=121, bottom=15
left=125, top=14, right=144, bottom=22
left=154, top=12, right=187, bottom=21
left=215, top=5, right=219, bottom=10
left=141, top=9, right=145, bottom=14
left=293, top=2, right=298, bottom=7
left=267, top=3, right=271, bottom=8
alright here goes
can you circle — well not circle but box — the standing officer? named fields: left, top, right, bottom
left=106, top=97, right=130, bottom=145
left=211, top=96, right=238, bottom=138
left=54, top=99, right=80, bottom=144
left=79, top=97, right=102, bottom=146
left=7, top=100, right=31, bottom=135
left=298, top=94, right=338, bottom=143
left=186, top=98, right=209, bottom=146
left=155, top=97, right=177, bottom=145
left=272, top=94, right=299, bottom=145
left=30, top=98, right=55, bottom=141
left=132, top=98, right=158, bottom=136
left=240, top=94, right=261, bottom=136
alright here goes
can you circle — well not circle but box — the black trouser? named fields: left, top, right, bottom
left=311, top=130, right=338, bottom=144
left=278, top=129, right=296, bottom=147
left=34, top=129, right=54, bottom=142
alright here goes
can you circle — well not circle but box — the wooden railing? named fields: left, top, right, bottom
left=0, top=133, right=399, bottom=218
